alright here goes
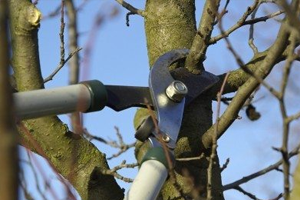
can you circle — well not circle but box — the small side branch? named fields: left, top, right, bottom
left=223, top=143, right=300, bottom=190
left=248, top=6, right=259, bottom=54
left=207, top=72, right=229, bottom=200
left=202, top=19, right=290, bottom=149
left=243, top=10, right=284, bottom=25
left=184, top=0, right=221, bottom=74
left=83, top=127, right=135, bottom=160
left=287, top=111, right=300, bottom=123
left=233, top=186, right=282, bottom=200
left=220, top=158, right=230, bottom=173
left=115, top=0, right=144, bottom=17
left=44, top=48, right=82, bottom=83
left=102, top=161, right=138, bottom=183
left=233, top=186, right=262, bottom=200
left=210, top=0, right=259, bottom=44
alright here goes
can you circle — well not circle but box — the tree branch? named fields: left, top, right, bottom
left=223, top=143, right=300, bottom=190
left=9, top=1, right=123, bottom=199
left=115, top=0, right=145, bottom=17
left=277, top=26, right=299, bottom=200
left=184, top=0, right=221, bottom=74
left=44, top=48, right=82, bottom=83
left=0, top=1, right=19, bottom=199
left=202, top=17, right=291, bottom=149
left=243, top=10, right=284, bottom=25
left=210, top=0, right=260, bottom=44
left=207, top=73, right=229, bottom=200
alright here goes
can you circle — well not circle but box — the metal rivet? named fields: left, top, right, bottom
left=162, top=134, right=170, bottom=143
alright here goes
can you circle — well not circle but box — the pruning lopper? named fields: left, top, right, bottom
left=14, top=49, right=219, bottom=200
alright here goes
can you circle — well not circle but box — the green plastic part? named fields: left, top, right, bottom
left=81, top=80, right=108, bottom=112
left=141, top=147, right=175, bottom=169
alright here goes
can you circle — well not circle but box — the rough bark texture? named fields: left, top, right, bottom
left=184, top=0, right=220, bottom=74
left=134, top=1, right=224, bottom=199
left=0, top=1, right=19, bottom=199
left=144, top=0, right=196, bottom=67
left=9, top=1, right=123, bottom=199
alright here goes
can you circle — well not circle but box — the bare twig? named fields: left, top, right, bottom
left=213, top=0, right=230, bottom=26
left=261, top=0, right=277, bottom=3
left=287, top=111, right=300, bottom=123
left=25, top=151, right=48, bottom=200
left=83, top=128, right=135, bottom=160
left=83, top=128, right=109, bottom=144
left=243, top=10, right=284, bottom=25
left=248, top=6, right=259, bottom=54
left=59, top=0, right=65, bottom=69
left=202, top=19, right=290, bottom=150
left=234, top=186, right=283, bottom=200
left=278, top=29, right=298, bottom=200
left=111, top=160, right=138, bottom=172
left=234, top=186, right=263, bottom=200
left=18, top=122, right=77, bottom=200
left=218, top=10, right=245, bottom=67
left=220, top=158, right=230, bottom=172
left=126, top=12, right=135, bottom=27
left=44, top=1, right=82, bottom=83
left=207, top=72, right=229, bottom=200
left=102, top=161, right=138, bottom=183
left=223, top=143, right=300, bottom=190
left=107, top=127, right=136, bottom=160
left=218, top=6, right=281, bottom=99
left=210, top=0, right=260, bottom=44
left=115, top=0, right=144, bottom=16
left=115, top=0, right=144, bottom=26
left=107, top=143, right=135, bottom=160
left=44, top=48, right=82, bottom=83
left=278, top=0, right=300, bottom=30
left=176, top=153, right=205, bottom=162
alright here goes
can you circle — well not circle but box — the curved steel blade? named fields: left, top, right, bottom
left=149, top=49, right=189, bottom=149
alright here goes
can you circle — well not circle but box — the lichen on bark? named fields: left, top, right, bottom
left=9, top=1, right=123, bottom=199
left=135, top=1, right=224, bottom=199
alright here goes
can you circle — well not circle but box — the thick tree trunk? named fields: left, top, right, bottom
left=134, top=1, right=224, bottom=199
left=9, top=1, right=123, bottom=199
left=0, top=1, right=19, bottom=199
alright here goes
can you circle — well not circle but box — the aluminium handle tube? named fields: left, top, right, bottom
left=125, top=159, right=168, bottom=200
left=125, top=146, right=174, bottom=200
left=14, top=80, right=107, bottom=120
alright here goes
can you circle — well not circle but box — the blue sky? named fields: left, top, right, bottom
left=19, top=1, right=300, bottom=200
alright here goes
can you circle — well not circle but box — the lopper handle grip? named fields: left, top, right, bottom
left=125, top=146, right=173, bottom=200
left=14, top=80, right=107, bottom=120
left=125, top=159, right=168, bottom=200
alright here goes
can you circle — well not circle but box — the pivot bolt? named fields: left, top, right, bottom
left=166, top=80, right=188, bottom=102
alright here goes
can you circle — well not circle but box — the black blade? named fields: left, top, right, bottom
left=171, top=68, right=219, bottom=105
left=105, top=68, right=218, bottom=112
left=106, top=85, right=153, bottom=111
